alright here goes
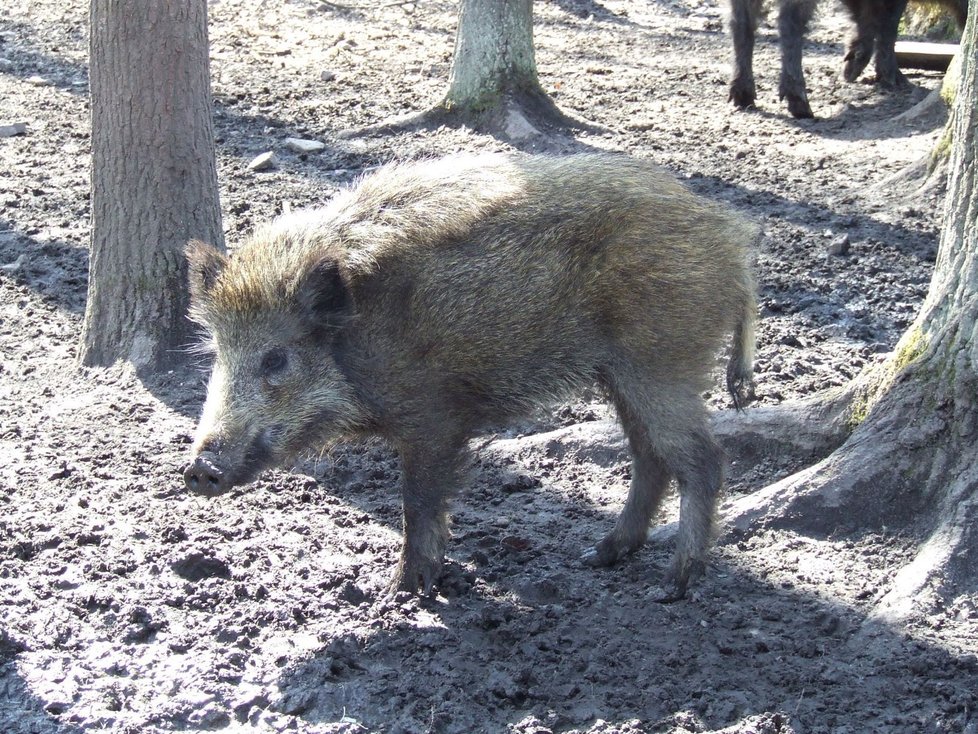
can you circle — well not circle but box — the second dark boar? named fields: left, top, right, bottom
left=183, top=153, right=758, bottom=601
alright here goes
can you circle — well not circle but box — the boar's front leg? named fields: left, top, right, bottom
left=872, top=0, right=910, bottom=89
left=389, top=439, right=468, bottom=596
left=778, top=0, right=819, bottom=118
left=728, top=0, right=764, bottom=109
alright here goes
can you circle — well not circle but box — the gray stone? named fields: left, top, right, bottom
left=247, top=151, right=277, bottom=171
left=284, top=137, right=326, bottom=154
left=0, top=122, right=27, bottom=137
left=826, top=233, right=851, bottom=256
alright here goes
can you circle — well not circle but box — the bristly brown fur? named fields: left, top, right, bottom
left=184, top=152, right=759, bottom=599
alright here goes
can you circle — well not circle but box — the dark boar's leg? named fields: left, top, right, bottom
left=778, top=0, right=819, bottom=118
left=841, top=0, right=878, bottom=82
left=729, top=0, right=764, bottom=108
left=391, top=439, right=467, bottom=596
left=873, top=0, right=910, bottom=88
left=583, top=387, right=672, bottom=567
left=665, top=428, right=724, bottom=601
left=586, top=368, right=724, bottom=601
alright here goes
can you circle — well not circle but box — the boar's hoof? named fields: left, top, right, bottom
left=581, top=539, right=632, bottom=568
left=728, top=79, right=757, bottom=110
left=876, top=68, right=909, bottom=91
left=651, top=559, right=707, bottom=603
left=184, top=455, right=230, bottom=496
left=389, top=554, right=443, bottom=598
left=783, top=94, right=814, bottom=120
left=843, top=45, right=873, bottom=83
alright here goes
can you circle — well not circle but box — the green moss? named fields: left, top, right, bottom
left=901, top=2, right=961, bottom=39
left=931, top=126, right=954, bottom=171
left=892, top=327, right=928, bottom=372
left=845, top=328, right=929, bottom=430
left=941, top=53, right=961, bottom=108
left=847, top=394, right=872, bottom=430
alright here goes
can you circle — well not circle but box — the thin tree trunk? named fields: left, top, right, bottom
left=350, top=0, right=598, bottom=141
left=81, top=0, right=223, bottom=373
left=443, top=0, right=538, bottom=112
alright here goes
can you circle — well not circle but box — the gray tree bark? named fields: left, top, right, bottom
left=443, top=0, right=539, bottom=112
left=726, top=2, right=978, bottom=622
left=352, top=0, right=593, bottom=141
left=81, top=0, right=223, bottom=374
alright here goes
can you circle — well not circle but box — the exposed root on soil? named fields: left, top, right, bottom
left=722, top=343, right=978, bottom=623
left=343, top=87, right=607, bottom=145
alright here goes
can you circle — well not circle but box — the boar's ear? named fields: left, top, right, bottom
left=295, top=257, right=351, bottom=334
left=185, top=239, right=227, bottom=306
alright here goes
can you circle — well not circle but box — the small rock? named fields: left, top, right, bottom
left=247, top=151, right=277, bottom=171
left=284, top=137, right=326, bottom=154
left=826, top=233, right=850, bottom=256
left=320, top=70, right=337, bottom=82
left=232, top=684, right=270, bottom=722
left=1, top=254, right=26, bottom=272
left=0, top=122, right=27, bottom=137
left=504, top=106, right=539, bottom=141
left=338, top=581, right=367, bottom=605
left=188, top=703, right=231, bottom=729
left=501, top=473, right=542, bottom=493
left=25, top=75, right=50, bottom=86
left=501, top=535, right=532, bottom=552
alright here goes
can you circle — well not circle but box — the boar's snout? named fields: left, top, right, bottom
left=184, top=453, right=231, bottom=496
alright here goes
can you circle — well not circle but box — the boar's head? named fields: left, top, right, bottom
left=182, top=237, right=366, bottom=496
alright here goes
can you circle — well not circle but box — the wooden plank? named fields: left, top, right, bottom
left=895, top=41, right=958, bottom=72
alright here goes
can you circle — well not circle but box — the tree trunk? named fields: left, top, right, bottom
left=350, top=0, right=596, bottom=142
left=436, top=0, right=589, bottom=138
left=726, top=3, right=978, bottom=623
left=443, top=0, right=539, bottom=112
left=81, top=0, right=223, bottom=374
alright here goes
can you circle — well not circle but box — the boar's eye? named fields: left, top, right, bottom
left=260, top=347, right=289, bottom=379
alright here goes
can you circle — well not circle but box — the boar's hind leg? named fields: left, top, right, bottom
left=582, top=389, right=672, bottom=568
left=588, top=369, right=723, bottom=602
left=663, top=425, right=724, bottom=601
left=390, top=440, right=468, bottom=597
left=729, top=0, right=765, bottom=109
left=778, top=0, right=819, bottom=118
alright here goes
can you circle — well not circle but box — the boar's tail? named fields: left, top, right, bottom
left=726, top=273, right=757, bottom=411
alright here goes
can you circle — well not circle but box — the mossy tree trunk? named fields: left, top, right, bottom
left=434, top=0, right=586, bottom=136
left=354, top=0, right=594, bottom=141
left=81, top=0, right=223, bottom=374
left=726, top=1, right=978, bottom=622
left=443, top=0, right=539, bottom=112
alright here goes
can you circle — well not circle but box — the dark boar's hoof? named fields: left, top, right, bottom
left=387, top=553, right=444, bottom=598
left=728, top=78, right=757, bottom=110
left=651, top=559, right=707, bottom=603
left=581, top=537, right=638, bottom=568
left=183, top=454, right=230, bottom=496
left=782, top=93, right=814, bottom=120
left=843, top=43, right=874, bottom=83
left=875, top=68, right=909, bottom=91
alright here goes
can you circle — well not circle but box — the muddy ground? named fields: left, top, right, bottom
left=2, top=0, right=977, bottom=732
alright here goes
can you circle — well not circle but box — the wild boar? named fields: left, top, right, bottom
left=183, top=152, right=758, bottom=601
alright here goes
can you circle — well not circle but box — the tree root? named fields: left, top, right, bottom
left=722, top=362, right=978, bottom=621
left=341, top=86, right=607, bottom=145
